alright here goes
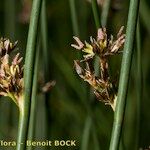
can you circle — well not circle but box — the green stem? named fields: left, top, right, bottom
left=16, top=0, right=42, bottom=150
left=91, top=0, right=101, bottom=29
left=69, top=0, right=79, bottom=35
left=101, top=0, right=111, bottom=27
left=81, top=116, right=92, bottom=150
left=41, top=0, right=51, bottom=142
left=109, top=0, right=140, bottom=149
left=41, top=0, right=49, bottom=80
left=27, top=40, right=40, bottom=150
left=92, top=121, right=101, bottom=150
left=135, top=19, right=142, bottom=150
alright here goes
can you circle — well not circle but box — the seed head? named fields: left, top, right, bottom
left=0, top=52, right=24, bottom=111
left=71, top=26, right=125, bottom=61
left=0, top=38, right=18, bottom=57
left=71, top=27, right=125, bottom=110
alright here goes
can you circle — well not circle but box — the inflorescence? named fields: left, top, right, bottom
left=0, top=38, right=24, bottom=111
left=71, top=27, right=125, bottom=110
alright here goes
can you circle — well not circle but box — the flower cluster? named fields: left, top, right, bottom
left=71, top=27, right=125, bottom=110
left=0, top=38, right=24, bottom=111
left=0, top=38, right=18, bottom=57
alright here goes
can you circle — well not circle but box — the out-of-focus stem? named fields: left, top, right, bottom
left=69, top=0, right=79, bottom=35
left=101, top=0, right=111, bottom=27
left=41, top=0, right=49, bottom=80
left=91, top=0, right=101, bottom=29
left=135, top=19, right=142, bottom=150
left=81, top=116, right=92, bottom=150
left=41, top=0, right=52, bottom=142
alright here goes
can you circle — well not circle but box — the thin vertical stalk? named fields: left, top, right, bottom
left=27, top=40, right=40, bottom=150
left=109, top=0, right=140, bottom=149
left=91, top=0, right=101, bottom=29
left=41, top=0, right=51, bottom=142
left=81, top=116, right=92, bottom=150
left=16, top=0, right=42, bottom=150
left=101, top=0, right=111, bottom=27
left=135, top=19, right=142, bottom=150
left=92, top=122, right=101, bottom=150
left=41, top=0, right=49, bottom=80
left=69, top=0, right=79, bottom=35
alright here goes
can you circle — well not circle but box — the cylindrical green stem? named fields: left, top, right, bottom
left=41, top=0, right=52, bottom=142
left=27, top=40, right=40, bottom=150
left=41, top=0, right=49, bottom=80
left=16, top=0, right=42, bottom=149
left=69, top=0, right=79, bottom=35
left=91, top=0, right=101, bottom=29
left=109, top=0, right=140, bottom=149
left=101, top=0, right=111, bottom=27
left=135, top=19, right=142, bottom=150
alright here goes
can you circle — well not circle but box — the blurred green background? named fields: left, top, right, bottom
left=0, top=0, right=150, bottom=149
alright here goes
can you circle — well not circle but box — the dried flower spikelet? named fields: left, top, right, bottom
left=71, top=26, right=125, bottom=60
left=74, top=61, right=97, bottom=88
left=0, top=53, right=24, bottom=111
left=71, top=36, right=84, bottom=50
left=0, top=38, right=18, bottom=57
left=109, top=26, right=125, bottom=53
left=97, top=28, right=107, bottom=52
left=42, top=81, right=56, bottom=93
left=74, top=60, right=117, bottom=110
left=96, top=26, right=125, bottom=56
left=71, top=38, right=95, bottom=60
left=72, top=27, right=125, bottom=110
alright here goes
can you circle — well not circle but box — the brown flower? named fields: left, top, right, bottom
left=42, top=81, right=56, bottom=93
left=74, top=60, right=116, bottom=110
left=71, top=26, right=125, bottom=61
left=72, top=27, right=125, bottom=110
